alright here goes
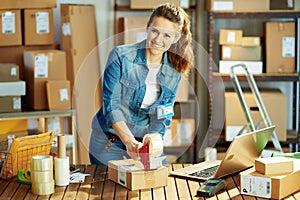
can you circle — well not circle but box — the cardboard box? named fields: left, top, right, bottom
left=23, top=8, right=54, bottom=45
left=46, top=80, right=71, bottom=110
left=107, top=159, right=168, bottom=190
left=241, top=37, right=261, bottom=47
left=265, top=22, right=295, bottom=73
left=164, top=118, right=195, bottom=146
left=0, top=96, right=21, bottom=113
left=0, top=0, right=56, bottom=9
left=221, top=46, right=262, bottom=61
left=61, top=4, right=101, bottom=164
left=0, top=81, right=25, bottom=96
left=0, top=64, right=19, bottom=82
left=270, top=0, right=295, bottom=10
left=255, top=157, right=294, bottom=176
left=130, top=0, right=181, bottom=9
left=225, top=90, right=287, bottom=141
left=0, top=10, right=22, bottom=46
left=240, top=160, right=300, bottom=199
left=24, top=50, right=67, bottom=110
left=206, top=0, right=269, bottom=11
left=219, top=60, right=263, bottom=74
left=0, top=119, right=27, bottom=135
left=219, top=29, right=243, bottom=46
left=118, top=16, right=149, bottom=45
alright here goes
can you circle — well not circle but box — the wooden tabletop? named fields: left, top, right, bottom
left=1, top=163, right=300, bottom=200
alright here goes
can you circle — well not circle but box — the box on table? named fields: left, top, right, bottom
left=221, top=46, right=262, bottom=61
left=23, top=8, right=54, bottom=45
left=130, top=0, right=187, bottom=9
left=107, top=159, right=168, bottom=190
left=255, top=157, right=294, bottom=176
left=0, top=10, right=22, bottom=46
left=219, top=60, right=263, bottom=74
left=206, top=0, right=269, bottom=11
left=0, top=64, right=19, bottom=82
left=265, top=22, right=295, bottom=73
left=46, top=80, right=71, bottom=110
left=0, top=96, right=21, bottom=113
left=225, top=89, right=286, bottom=141
left=219, top=29, right=243, bottom=46
left=23, top=50, right=67, bottom=110
left=241, top=37, right=261, bottom=47
left=118, top=16, right=149, bottom=45
left=240, top=159, right=300, bottom=199
left=0, top=0, right=56, bottom=9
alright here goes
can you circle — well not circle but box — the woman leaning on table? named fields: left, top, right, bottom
left=89, top=3, right=194, bottom=165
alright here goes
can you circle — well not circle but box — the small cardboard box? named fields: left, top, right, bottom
left=270, top=0, right=295, bottom=10
left=0, top=64, right=19, bottom=82
left=118, top=16, right=149, bottom=45
left=46, top=80, right=71, bottom=110
left=265, top=22, right=295, bottom=73
left=240, top=160, right=300, bottom=199
left=206, top=0, right=269, bottom=11
left=130, top=0, right=182, bottom=9
left=23, top=8, right=54, bottom=45
left=255, top=157, right=294, bottom=176
left=219, top=60, right=263, bottom=74
left=0, top=81, right=25, bottom=96
left=108, top=159, right=168, bottom=191
left=0, top=10, right=22, bottom=46
left=241, top=37, right=261, bottom=47
left=0, top=96, right=21, bottom=113
left=219, top=29, right=243, bottom=46
left=221, top=46, right=262, bottom=61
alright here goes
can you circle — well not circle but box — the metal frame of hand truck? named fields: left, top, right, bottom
left=229, top=63, right=283, bottom=153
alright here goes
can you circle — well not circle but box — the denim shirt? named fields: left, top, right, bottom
left=96, top=40, right=182, bottom=138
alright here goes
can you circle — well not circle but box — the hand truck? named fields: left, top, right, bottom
left=229, top=63, right=283, bottom=153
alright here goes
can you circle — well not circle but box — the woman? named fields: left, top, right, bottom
left=89, top=3, right=194, bottom=165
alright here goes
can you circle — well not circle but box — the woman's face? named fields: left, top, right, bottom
left=146, top=16, right=179, bottom=57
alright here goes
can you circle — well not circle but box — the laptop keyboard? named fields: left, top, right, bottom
left=189, top=165, right=219, bottom=178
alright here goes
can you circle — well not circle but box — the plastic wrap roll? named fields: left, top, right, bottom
left=31, top=170, right=54, bottom=183
left=54, top=157, right=70, bottom=186
left=31, top=180, right=55, bottom=195
left=31, top=155, right=53, bottom=171
left=143, top=133, right=163, bottom=157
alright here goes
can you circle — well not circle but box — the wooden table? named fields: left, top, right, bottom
left=1, top=164, right=300, bottom=199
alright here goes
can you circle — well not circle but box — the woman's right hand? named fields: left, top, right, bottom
left=125, top=137, right=143, bottom=160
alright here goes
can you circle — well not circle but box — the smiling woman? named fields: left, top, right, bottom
left=89, top=3, right=194, bottom=165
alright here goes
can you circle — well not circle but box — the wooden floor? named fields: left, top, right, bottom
left=1, top=164, right=300, bottom=199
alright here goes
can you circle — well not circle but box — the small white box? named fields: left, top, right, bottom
left=219, top=60, right=263, bottom=74
left=0, top=81, right=26, bottom=96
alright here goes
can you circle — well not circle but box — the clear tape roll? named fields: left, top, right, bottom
left=54, top=157, right=70, bottom=186
left=31, top=180, right=55, bottom=195
left=31, top=170, right=54, bottom=183
left=142, top=133, right=163, bottom=158
left=31, top=155, right=53, bottom=171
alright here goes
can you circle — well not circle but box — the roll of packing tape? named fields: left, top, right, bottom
left=31, top=170, right=54, bottom=183
left=143, top=133, right=164, bottom=158
left=54, top=156, right=70, bottom=186
left=31, top=155, right=53, bottom=171
left=31, top=180, right=55, bottom=195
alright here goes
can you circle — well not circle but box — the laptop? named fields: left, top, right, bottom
left=169, top=126, right=275, bottom=181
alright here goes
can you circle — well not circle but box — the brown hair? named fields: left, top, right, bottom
left=147, top=3, right=194, bottom=75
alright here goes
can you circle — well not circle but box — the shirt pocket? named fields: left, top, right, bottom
left=120, top=76, right=136, bottom=101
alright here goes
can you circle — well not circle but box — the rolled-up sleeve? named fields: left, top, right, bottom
left=102, top=47, right=126, bottom=127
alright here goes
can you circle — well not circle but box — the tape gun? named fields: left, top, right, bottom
left=138, top=133, right=165, bottom=170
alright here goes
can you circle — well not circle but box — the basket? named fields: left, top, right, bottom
left=0, top=132, right=55, bottom=180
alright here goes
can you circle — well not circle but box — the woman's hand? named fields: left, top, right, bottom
left=124, top=137, right=143, bottom=160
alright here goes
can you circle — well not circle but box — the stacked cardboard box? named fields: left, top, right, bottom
left=130, top=0, right=189, bottom=9
left=0, top=64, right=25, bottom=113
left=219, top=29, right=263, bottom=74
left=240, top=158, right=300, bottom=199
